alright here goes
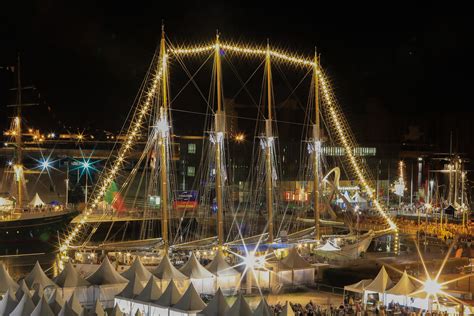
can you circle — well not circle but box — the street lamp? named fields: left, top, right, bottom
left=80, top=160, right=91, bottom=206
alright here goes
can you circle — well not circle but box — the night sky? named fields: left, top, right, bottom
left=1, top=2, right=472, bottom=153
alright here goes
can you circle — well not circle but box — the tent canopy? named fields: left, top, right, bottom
left=154, top=280, right=182, bottom=307
left=344, top=279, right=373, bottom=294
left=365, top=266, right=393, bottom=293
left=24, top=261, right=56, bottom=289
left=254, top=298, right=273, bottom=316
left=351, top=192, right=367, bottom=203
left=206, top=250, right=240, bottom=277
left=227, top=293, right=252, bottom=316
left=136, top=275, right=163, bottom=302
left=86, top=256, right=128, bottom=285
left=121, top=257, right=152, bottom=283
left=117, top=272, right=144, bottom=299
left=386, top=270, right=417, bottom=296
left=54, top=261, right=90, bottom=287
left=171, top=283, right=206, bottom=312
left=29, top=193, right=45, bottom=207
left=316, top=240, right=341, bottom=252
left=0, top=263, right=19, bottom=292
left=198, top=288, right=229, bottom=316
left=31, top=296, right=55, bottom=316
left=180, top=253, right=215, bottom=279
left=280, top=247, right=313, bottom=270
left=10, top=292, right=35, bottom=316
left=153, top=254, right=188, bottom=281
left=0, top=289, right=18, bottom=315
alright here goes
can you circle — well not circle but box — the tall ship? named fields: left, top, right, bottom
left=0, top=57, right=78, bottom=247
left=60, top=29, right=400, bottom=269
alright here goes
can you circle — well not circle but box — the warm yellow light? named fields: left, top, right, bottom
left=234, top=133, right=245, bottom=142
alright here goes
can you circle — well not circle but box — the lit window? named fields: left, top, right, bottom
left=188, top=143, right=196, bottom=154
left=187, top=166, right=195, bottom=177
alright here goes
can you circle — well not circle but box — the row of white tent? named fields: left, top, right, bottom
left=116, top=281, right=295, bottom=316
left=0, top=193, right=47, bottom=209
left=344, top=266, right=430, bottom=310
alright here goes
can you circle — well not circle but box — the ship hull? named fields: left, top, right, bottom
left=0, top=210, right=78, bottom=247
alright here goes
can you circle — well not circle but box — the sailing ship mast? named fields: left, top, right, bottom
left=265, top=42, right=274, bottom=243
left=313, top=51, right=321, bottom=240
left=214, top=33, right=225, bottom=250
left=159, top=27, right=170, bottom=254
left=14, top=56, right=24, bottom=209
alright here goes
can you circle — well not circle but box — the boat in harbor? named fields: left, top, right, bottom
left=60, top=29, right=398, bottom=269
left=0, top=57, right=78, bottom=247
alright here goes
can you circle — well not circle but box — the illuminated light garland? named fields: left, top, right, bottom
left=59, top=63, right=164, bottom=257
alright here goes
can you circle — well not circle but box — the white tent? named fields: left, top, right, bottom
left=253, top=298, right=273, bottom=316
left=343, top=191, right=353, bottom=203
left=0, top=289, right=18, bottom=315
left=115, top=272, right=145, bottom=315
left=31, top=296, right=55, bottom=316
left=197, top=288, right=229, bottom=316
left=24, top=261, right=56, bottom=289
left=227, top=293, right=252, bottom=316
left=273, top=247, right=315, bottom=286
left=316, top=240, right=341, bottom=252
left=150, top=280, right=182, bottom=316
left=110, top=304, right=125, bottom=316
left=121, top=257, right=153, bottom=286
left=153, top=254, right=189, bottom=291
left=365, top=266, right=393, bottom=293
left=15, top=280, right=31, bottom=301
left=169, top=283, right=207, bottom=316
left=53, top=261, right=90, bottom=303
left=0, top=262, right=19, bottom=293
left=47, top=289, right=65, bottom=314
left=344, top=279, right=373, bottom=294
left=131, top=275, right=163, bottom=316
left=58, top=292, right=85, bottom=316
left=86, top=256, right=128, bottom=308
left=385, top=270, right=417, bottom=306
left=29, top=193, right=45, bottom=207
left=9, top=292, right=35, bottom=316
left=205, top=250, right=241, bottom=292
left=180, top=253, right=216, bottom=294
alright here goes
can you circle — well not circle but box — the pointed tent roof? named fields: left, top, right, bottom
left=344, top=279, right=373, bottom=294
left=9, top=292, right=36, bottom=316
left=385, top=270, right=417, bottom=296
left=365, top=266, right=393, bottom=293
left=15, top=279, right=31, bottom=301
left=47, top=289, right=65, bottom=314
left=121, top=257, right=153, bottom=283
left=280, top=247, right=313, bottom=270
left=86, top=256, right=128, bottom=285
left=54, top=261, right=90, bottom=287
left=31, top=296, right=55, bottom=316
left=227, top=293, right=253, bottom=316
left=0, top=289, right=18, bottom=315
left=154, top=280, right=182, bottom=307
left=31, top=284, right=44, bottom=305
left=343, top=191, right=353, bottom=203
left=29, top=193, right=45, bottom=207
left=117, top=272, right=144, bottom=299
left=198, top=288, right=229, bottom=316
left=91, top=299, right=106, bottom=316
left=0, top=262, right=19, bottom=292
left=172, top=283, right=206, bottom=312
left=135, top=275, right=162, bottom=302
left=316, top=240, right=341, bottom=251
left=280, top=302, right=295, bottom=316
left=180, top=253, right=216, bottom=279
left=153, top=254, right=188, bottom=281
left=110, top=304, right=124, bottom=316
left=64, top=291, right=84, bottom=315
left=24, top=261, right=56, bottom=289
left=206, top=250, right=240, bottom=276
left=135, top=310, right=143, bottom=316
left=254, top=298, right=273, bottom=316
